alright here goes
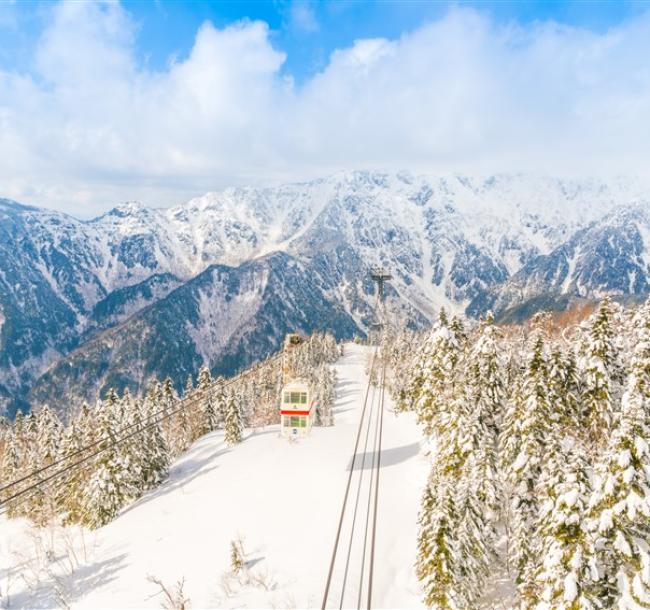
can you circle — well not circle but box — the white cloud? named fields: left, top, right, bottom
left=287, top=1, right=319, bottom=34
left=1, top=1, right=650, bottom=216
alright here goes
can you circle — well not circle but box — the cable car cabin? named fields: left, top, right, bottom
left=280, top=380, right=314, bottom=438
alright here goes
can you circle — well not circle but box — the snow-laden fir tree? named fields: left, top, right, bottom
left=465, top=312, right=505, bottom=517
left=385, top=328, right=419, bottom=412
left=53, top=420, right=86, bottom=524
left=213, top=377, right=227, bottom=428
left=0, top=432, right=22, bottom=518
left=224, top=391, right=243, bottom=446
left=530, top=440, right=596, bottom=610
left=508, top=332, right=552, bottom=589
left=198, top=366, right=218, bottom=435
left=120, top=392, right=146, bottom=500
left=161, top=377, right=175, bottom=413
left=454, top=445, right=494, bottom=603
left=417, top=378, right=493, bottom=609
left=230, top=540, right=244, bottom=573
left=22, top=407, right=62, bottom=524
left=315, top=364, right=335, bottom=427
left=142, top=396, right=169, bottom=489
left=400, top=310, right=444, bottom=414
left=499, top=372, right=525, bottom=476
left=81, top=399, right=134, bottom=529
left=416, top=470, right=466, bottom=609
left=588, top=321, right=650, bottom=608
left=415, top=309, right=465, bottom=438
left=36, top=405, right=62, bottom=465
left=171, top=375, right=193, bottom=455
left=578, top=297, right=623, bottom=446
left=548, top=346, right=581, bottom=430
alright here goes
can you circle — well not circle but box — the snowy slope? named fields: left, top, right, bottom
left=0, top=344, right=429, bottom=609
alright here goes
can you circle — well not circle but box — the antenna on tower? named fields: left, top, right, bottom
left=369, top=267, right=392, bottom=343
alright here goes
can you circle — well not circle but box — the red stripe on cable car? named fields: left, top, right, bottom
left=280, top=410, right=311, bottom=416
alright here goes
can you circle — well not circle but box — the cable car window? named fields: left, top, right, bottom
left=290, top=416, right=300, bottom=427
left=283, top=417, right=290, bottom=427
left=290, top=392, right=301, bottom=403
left=300, top=417, right=307, bottom=427
left=300, top=392, right=307, bottom=404
left=283, top=393, right=291, bottom=403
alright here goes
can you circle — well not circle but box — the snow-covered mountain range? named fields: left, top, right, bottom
left=2, top=171, right=649, bottom=416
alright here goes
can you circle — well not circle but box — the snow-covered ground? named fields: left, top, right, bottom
left=0, top=344, right=428, bottom=609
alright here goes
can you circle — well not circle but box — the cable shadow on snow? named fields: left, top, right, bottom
left=345, top=442, right=420, bottom=472
left=335, top=388, right=360, bottom=402
left=335, top=380, right=358, bottom=391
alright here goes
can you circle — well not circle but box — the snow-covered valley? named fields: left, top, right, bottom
left=0, top=344, right=428, bottom=609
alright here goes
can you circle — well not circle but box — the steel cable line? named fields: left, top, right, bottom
left=338, top=379, right=378, bottom=609
left=0, top=404, right=181, bottom=516
left=357, top=360, right=385, bottom=609
left=366, top=359, right=387, bottom=610
left=0, top=352, right=283, bottom=496
left=0, top=352, right=284, bottom=512
left=321, top=348, right=379, bottom=610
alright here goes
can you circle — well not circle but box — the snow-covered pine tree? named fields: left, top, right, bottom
left=0, top=432, right=22, bottom=518
left=588, top=321, right=650, bottom=608
left=455, top=445, right=494, bottom=604
left=22, top=405, right=62, bottom=522
left=123, top=396, right=148, bottom=498
left=160, top=377, right=174, bottom=412
left=77, top=402, right=94, bottom=445
left=53, top=420, right=85, bottom=524
left=415, top=309, right=464, bottom=438
left=161, top=376, right=177, bottom=447
left=198, top=366, right=218, bottom=435
left=508, top=332, right=552, bottom=590
left=532, top=442, right=596, bottom=610
left=81, top=400, right=134, bottom=529
left=416, top=368, right=493, bottom=609
left=578, top=297, right=623, bottom=447
left=466, top=312, right=505, bottom=518
left=230, top=540, right=244, bottom=573
left=548, top=346, right=581, bottom=431
left=36, top=405, right=62, bottom=466
left=416, top=467, right=467, bottom=609
left=315, top=364, right=335, bottom=427
left=141, top=396, right=169, bottom=490
left=213, top=377, right=227, bottom=428
left=224, top=391, right=243, bottom=446
left=400, top=318, right=440, bottom=414
left=170, top=375, right=193, bottom=455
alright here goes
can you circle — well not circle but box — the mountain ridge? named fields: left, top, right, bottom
left=2, top=171, right=649, bottom=416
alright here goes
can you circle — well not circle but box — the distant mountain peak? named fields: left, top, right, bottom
left=0, top=198, right=38, bottom=214
left=100, top=201, right=149, bottom=218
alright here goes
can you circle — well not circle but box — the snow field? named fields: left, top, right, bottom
left=1, top=344, right=428, bottom=609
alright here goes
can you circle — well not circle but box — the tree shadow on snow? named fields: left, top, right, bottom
left=119, top=428, right=280, bottom=517
left=119, top=446, right=231, bottom=516
left=5, top=552, right=128, bottom=610
left=245, top=556, right=265, bottom=570
left=346, top=442, right=420, bottom=472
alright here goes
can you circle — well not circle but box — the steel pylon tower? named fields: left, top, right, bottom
left=370, top=267, right=392, bottom=343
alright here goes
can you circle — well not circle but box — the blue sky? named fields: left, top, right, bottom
left=1, top=1, right=645, bottom=82
left=0, top=1, right=649, bottom=215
